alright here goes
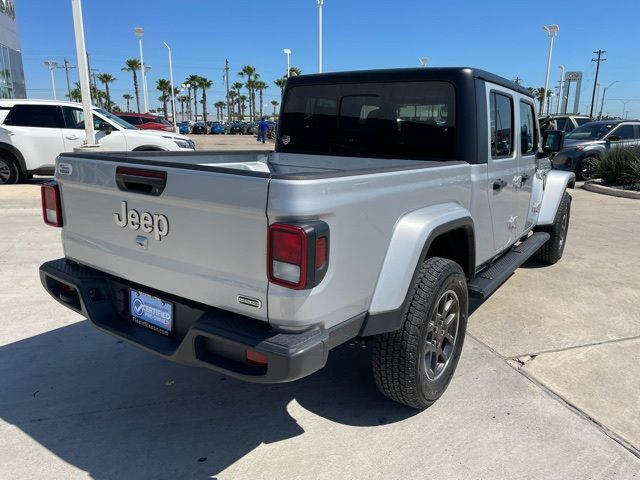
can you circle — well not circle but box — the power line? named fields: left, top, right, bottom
left=589, top=49, right=606, bottom=118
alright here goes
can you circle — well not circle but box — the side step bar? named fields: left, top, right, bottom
left=468, top=231, right=550, bottom=300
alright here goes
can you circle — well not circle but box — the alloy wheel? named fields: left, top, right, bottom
left=424, top=289, right=460, bottom=381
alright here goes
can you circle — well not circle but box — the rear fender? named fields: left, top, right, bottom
left=537, top=170, right=575, bottom=226
left=368, top=202, right=473, bottom=316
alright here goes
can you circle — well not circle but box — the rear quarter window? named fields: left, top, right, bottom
left=278, top=81, right=456, bottom=161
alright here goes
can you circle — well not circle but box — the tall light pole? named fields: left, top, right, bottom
left=163, top=42, right=177, bottom=131
left=70, top=0, right=96, bottom=146
left=598, top=81, right=618, bottom=120
left=317, top=0, right=324, bottom=73
left=283, top=48, right=291, bottom=78
left=556, top=65, right=565, bottom=114
left=134, top=27, right=149, bottom=113
left=419, top=57, right=428, bottom=67
left=541, top=24, right=559, bottom=115
left=43, top=61, right=59, bottom=99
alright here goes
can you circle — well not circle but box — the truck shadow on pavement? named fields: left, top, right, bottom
left=0, top=320, right=418, bottom=479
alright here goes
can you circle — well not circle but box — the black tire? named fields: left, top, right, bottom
left=372, top=257, right=468, bottom=409
left=577, top=156, right=598, bottom=181
left=0, top=153, right=20, bottom=185
left=534, top=192, right=571, bottom=265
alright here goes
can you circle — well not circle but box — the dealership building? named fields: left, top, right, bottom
left=0, top=0, right=26, bottom=98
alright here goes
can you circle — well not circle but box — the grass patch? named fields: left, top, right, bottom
left=596, top=147, right=640, bottom=185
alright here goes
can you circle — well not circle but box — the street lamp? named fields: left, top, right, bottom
left=419, top=57, right=428, bottom=67
left=598, top=81, right=618, bottom=120
left=283, top=48, right=291, bottom=78
left=556, top=64, right=565, bottom=114
left=181, top=83, right=191, bottom=122
left=163, top=42, right=177, bottom=131
left=541, top=24, right=559, bottom=115
left=134, top=27, right=149, bottom=113
left=43, top=60, right=59, bottom=100
left=317, top=0, right=324, bottom=73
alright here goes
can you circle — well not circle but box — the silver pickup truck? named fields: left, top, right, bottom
left=40, top=68, right=574, bottom=409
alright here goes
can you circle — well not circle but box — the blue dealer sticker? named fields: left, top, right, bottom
left=130, top=290, right=173, bottom=335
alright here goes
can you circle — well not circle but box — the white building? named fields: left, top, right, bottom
left=0, top=0, right=26, bottom=98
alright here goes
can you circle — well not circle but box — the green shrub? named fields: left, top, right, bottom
left=596, top=146, right=640, bottom=184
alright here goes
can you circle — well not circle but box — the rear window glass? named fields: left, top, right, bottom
left=4, top=104, right=65, bottom=128
left=278, top=81, right=456, bottom=161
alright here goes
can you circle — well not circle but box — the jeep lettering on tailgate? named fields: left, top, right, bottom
left=114, top=201, right=169, bottom=241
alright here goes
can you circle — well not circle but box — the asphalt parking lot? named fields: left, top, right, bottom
left=1, top=137, right=639, bottom=479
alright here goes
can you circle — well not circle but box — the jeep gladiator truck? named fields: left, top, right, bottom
left=40, top=68, right=574, bottom=409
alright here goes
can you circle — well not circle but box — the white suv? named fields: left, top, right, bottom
left=0, top=99, right=195, bottom=184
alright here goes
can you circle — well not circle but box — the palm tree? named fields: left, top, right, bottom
left=198, top=77, right=213, bottom=123
left=274, top=77, right=287, bottom=97
left=122, top=93, right=133, bottom=112
left=271, top=100, right=279, bottom=118
left=255, top=81, right=268, bottom=118
left=214, top=101, right=226, bottom=121
left=186, top=74, right=200, bottom=120
left=68, top=88, right=82, bottom=102
left=239, top=95, right=247, bottom=119
left=156, top=79, right=172, bottom=119
left=238, top=65, right=257, bottom=120
left=232, top=82, right=244, bottom=120
left=289, top=66, right=302, bottom=76
left=228, top=91, right=237, bottom=121
left=96, top=73, right=116, bottom=111
left=122, top=59, right=142, bottom=113
left=177, top=94, right=189, bottom=122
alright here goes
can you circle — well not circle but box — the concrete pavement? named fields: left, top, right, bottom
left=0, top=145, right=639, bottom=478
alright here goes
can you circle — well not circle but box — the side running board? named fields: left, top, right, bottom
left=468, top=232, right=550, bottom=300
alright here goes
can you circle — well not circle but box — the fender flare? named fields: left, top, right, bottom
left=0, top=142, right=27, bottom=175
left=360, top=203, right=474, bottom=337
left=537, top=170, right=575, bottom=226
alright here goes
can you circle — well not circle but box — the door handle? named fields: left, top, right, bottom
left=66, top=135, right=80, bottom=140
left=493, top=179, right=507, bottom=191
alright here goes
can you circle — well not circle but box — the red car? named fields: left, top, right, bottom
left=115, top=112, right=175, bottom=132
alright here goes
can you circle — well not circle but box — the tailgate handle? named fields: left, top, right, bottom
left=116, top=167, right=167, bottom=196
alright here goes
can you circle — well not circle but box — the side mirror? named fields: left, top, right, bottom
left=98, top=122, right=113, bottom=135
left=606, top=135, right=621, bottom=142
left=541, top=129, right=564, bottom=155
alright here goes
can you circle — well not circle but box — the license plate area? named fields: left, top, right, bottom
left=130, top=289, right=174, bottom=336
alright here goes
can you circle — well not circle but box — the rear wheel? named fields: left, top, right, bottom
left=372, top=257, right=468, bottom=409
left=0, top=154, right=20, bottom=185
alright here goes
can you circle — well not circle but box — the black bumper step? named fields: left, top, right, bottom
left=468, top=231, right=550, bottom=300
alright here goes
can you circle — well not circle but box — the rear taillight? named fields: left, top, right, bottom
left=268, top=222, right=329, bottom=290
left=41, top=182, right=62, bottom=227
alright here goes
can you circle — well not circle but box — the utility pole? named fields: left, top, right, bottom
left=598, top=81, right=618, bottom=120
left=224, top=59, right=231, bottom=121
left=59, top=58, right=76, bottom=100
left=513, top=76, right=523, bottom=85
left=589, top=49, right=606, bottom=118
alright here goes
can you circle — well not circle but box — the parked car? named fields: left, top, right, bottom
left=0, top=99, right=195, bottom=184
left=551, top=120, right=640, bottom=180
left=540, top=114, right=592, bottom=134
left=266, top=121, right=277, bottom=139
left=115, top=112, right=175, bottom=132
left=208, top=121, right=226, bottom=134
left=39, top=67, right=573, bottom=409
left=191, top=121, right=209, bottom=134
left=228, top=122, right=247, bottom=135
left=178, top=121, right=190, bottom=135
left=247, top=123, right=259, bottom=135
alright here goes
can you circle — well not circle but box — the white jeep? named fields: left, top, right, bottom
left=0, top=99, right=195, bottom=184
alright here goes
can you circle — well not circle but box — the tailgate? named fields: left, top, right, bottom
left=56, top=155, right=271, bottom=321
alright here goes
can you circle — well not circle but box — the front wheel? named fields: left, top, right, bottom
left=372, top=257, right=468, bottom=409
left=534, top=192, right=571, bottom=264
left=578, top=156, right=598, bottom=181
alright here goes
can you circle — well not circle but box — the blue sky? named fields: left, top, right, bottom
left=15, top=0, right=640, bottom=118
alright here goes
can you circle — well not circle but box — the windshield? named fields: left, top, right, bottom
left=95, top=108, right=137, bottom=130
left=278, top=81, right=456, bottom=161
left=566, top=123, right=614, bottom=140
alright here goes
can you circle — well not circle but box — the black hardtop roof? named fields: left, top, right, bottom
left=286, top=67, right=534, bottom=98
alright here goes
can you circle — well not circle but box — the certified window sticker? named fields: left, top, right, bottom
left=58, top=162, right=72, bottom=175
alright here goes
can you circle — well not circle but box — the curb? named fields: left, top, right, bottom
left=582, top=180, right=640, bottom=200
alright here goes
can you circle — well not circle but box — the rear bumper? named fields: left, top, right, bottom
left=40, top=258, right=364, bottom=383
